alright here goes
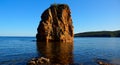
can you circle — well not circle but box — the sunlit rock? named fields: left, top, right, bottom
left=36, top=4, right=74, bottom=42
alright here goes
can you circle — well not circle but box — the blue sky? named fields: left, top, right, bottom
left=0, top=0, right=120, bottom=36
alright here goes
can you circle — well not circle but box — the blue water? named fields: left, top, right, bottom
left=0, top=37, right=37, bottom=65
left=0, top=37, right=120, bottom=65
left=74, top=38, right=120, bottom=65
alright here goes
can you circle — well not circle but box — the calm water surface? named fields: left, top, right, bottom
left=0, top=37, right=120, bottom=65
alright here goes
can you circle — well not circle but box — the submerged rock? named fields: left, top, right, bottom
left=36, top=4, right=74, bottom=42
left=95, top=58, right=113, bottom=65
left=27, top=57, right=50, bottom=65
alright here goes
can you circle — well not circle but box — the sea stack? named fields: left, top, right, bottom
left=36, top=4, right=74, bottom=42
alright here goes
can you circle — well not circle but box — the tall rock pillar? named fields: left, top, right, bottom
left=36, top=4, right=74, bottom=42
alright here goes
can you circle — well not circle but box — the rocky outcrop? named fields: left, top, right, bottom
left=36, top=4, right=74, bottom=42
left=27, top=57, right=50, bottom=65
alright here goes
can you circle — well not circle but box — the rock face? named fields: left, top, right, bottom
left=36, top=4, right=74, bottom=42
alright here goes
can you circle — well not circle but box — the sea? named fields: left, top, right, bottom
left=0, top=37, right=120, bottom=65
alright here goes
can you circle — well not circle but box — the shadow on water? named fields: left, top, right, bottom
left=36, top=42, right=73, bottom=64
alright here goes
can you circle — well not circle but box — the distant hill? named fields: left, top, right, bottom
left=74, top=30, right=120, bottom=37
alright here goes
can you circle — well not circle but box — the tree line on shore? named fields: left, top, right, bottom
left=74, top=30, right=120, bottom=37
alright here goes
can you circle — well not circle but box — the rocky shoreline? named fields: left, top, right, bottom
left=27, top=57, right=114, bottom=65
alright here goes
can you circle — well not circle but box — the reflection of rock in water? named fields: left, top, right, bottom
left=36, top=42, right=73, bottom=64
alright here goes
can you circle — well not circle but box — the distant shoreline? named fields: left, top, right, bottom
left=74, top=30, right=120, bottom=37
left=1, top=30, right=120, bottom=38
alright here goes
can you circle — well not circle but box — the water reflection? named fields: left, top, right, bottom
left=36, top=42, right=73, bottom=64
